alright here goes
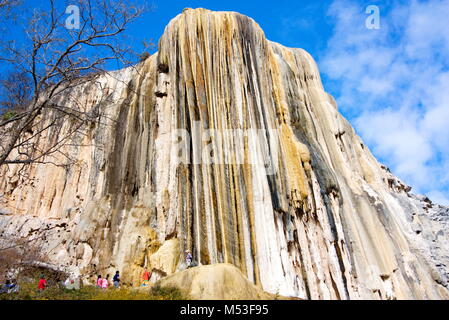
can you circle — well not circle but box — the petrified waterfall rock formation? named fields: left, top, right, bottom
left=1, top=9, right=448, bottom=299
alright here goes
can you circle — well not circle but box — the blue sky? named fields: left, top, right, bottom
left=3, top=0, right=449, bottom=204
left=126, top=0, right=335, bottom=56
left=318, top=0, right=449, bottom=205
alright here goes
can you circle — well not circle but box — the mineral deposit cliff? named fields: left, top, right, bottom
left=1, top=9, right=448, bottom=299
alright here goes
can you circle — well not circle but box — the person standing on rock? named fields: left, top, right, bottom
left=185, top=250, right=193, bottom=268
left=113, top=271, right=120, bottom=288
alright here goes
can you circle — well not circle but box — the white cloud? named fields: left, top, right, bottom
left=320, top=0, right=449, bottom=205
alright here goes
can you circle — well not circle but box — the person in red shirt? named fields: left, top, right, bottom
left=38, top=275, right=47, bottom=290
left=141, top=268, right=151, bottom=286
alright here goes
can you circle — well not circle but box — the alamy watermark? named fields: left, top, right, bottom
left=365, top=5, right=380, bottom=29
left=159, top=121, right=281, bottom=175
left=65, top=5, right=80, bottom=30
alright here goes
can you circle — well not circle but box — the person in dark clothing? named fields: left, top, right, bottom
left=113, top=271, right=120, bottom=288
left=0, top=280, right=11, bottom=293
left=185, top=250, right=193, bottom=268
left=9, top=279, right=19, bottom=293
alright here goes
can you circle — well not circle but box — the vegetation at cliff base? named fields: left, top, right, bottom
left=0, top=279, right=189, bottom=300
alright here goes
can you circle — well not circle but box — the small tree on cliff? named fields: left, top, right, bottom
left=0, top=0, right=151, bottom=168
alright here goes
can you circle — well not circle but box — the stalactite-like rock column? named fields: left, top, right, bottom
left=154, top=8, right=449, bottom=299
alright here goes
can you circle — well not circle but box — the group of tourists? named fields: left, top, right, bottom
left=0, top=274, right=46, bottom=294
left=1, top=250, right=195, bottom=295
left=96, top=271, right=120, bottom=289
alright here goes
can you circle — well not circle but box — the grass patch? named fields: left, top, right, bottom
left=149, top=284, right=188, bottom=300
left=0, top=279, right=189, bottom=300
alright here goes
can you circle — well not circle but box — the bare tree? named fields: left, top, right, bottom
left=0, top=222, right=60, bottom=280
left=0, top=0, right=19, bottom=9
left=0, top=234, right=46, bottom=279
left=0, top=0, right=148, bottom=168
left=0, top=71, right=32, bottom=114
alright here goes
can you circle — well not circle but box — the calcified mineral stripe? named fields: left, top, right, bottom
left=1, top=9, right=448, bottom=300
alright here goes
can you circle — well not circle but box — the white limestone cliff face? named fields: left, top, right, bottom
left=1, top=8, right=448, bottom=299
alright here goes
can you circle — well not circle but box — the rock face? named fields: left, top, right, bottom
left=159, top=263, right=277, bottom=300
left=1, top=8, right=448, bottom=299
